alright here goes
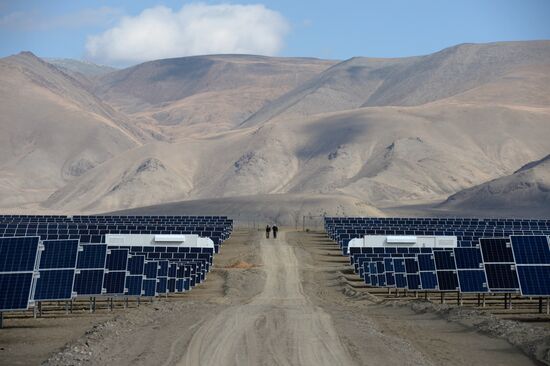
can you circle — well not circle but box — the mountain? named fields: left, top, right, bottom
left=93, top=55, right=335, bottom=138
left=242, top=41, right=550, bottom=126
left=0, top=52, right=142, bottom=209
left=1, top=41, right=550, bottom=218
left=44, top=58, right=117, bottom=78
left=441, top=154, right=550, bottom=215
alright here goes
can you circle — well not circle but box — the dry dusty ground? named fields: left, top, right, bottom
left=1, top=229, right=548, bottom=365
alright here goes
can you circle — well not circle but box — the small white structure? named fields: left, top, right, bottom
left=105, top=234, right=214, bottom=249
left=348, top=235, right=457, bottom=253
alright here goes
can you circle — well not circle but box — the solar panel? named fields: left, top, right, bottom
left=510, top=236, right=550, bottom=296
left=73, top=269, right=105, bottom=296
left=420, top=271, right=438, bottom=290
left=0, top=236, right=40, bottom=272
left=394, top=273, right=407, bottom=288
left=480, top=238, right=514, bottom=263
left=125, top=275, right=143, bottom=296
left=103, top=271, right=127, bottom=294
left=436, top=271, right=459, bottom=291
left=457, top=270, right=488, bottom=293
left=0, top=237, right=40, bottom=311
left=406, top=274, right=421, bottom=290
left=103, top=248, right=129, bottom=295
left=393, top=258, right=406, bottom=273
left=0, top=273, right=35, bottom=311
left=142, top=279, right=157, bottom=296
left=417, top=254, right=436, bottom=271
left=105, top=249, right=129, bottom=271
left=33, top=240, right=79, bottom=301
left=127, top=255, right=145, bottom=275
left=405, top=258, right=419, bottom=274
left=156, top=277, right=168, bottom=294
left=510, top=236, right=550, bottom=265
left=144, top=261, right=158, bottom=279
left=34, top=270, right=76, bottom=301
left=77, top=244, right=107, bottom=269
left=483, top=264, right=518, bottom=292
left=453, top=248, right=483, bottom=269
left=434, top=250, right=456, bottom=270
left=73, top=244, right=107, bottom=296
left=516, top=266, right=550, bottom=296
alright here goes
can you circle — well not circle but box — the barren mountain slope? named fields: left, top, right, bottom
left=45, top=58, right=117, bottom=78
left=243, top=41, right=550, bottom=126
left=441, top=154, right=550, bottom=214
left=94, top=55, right=335, bottom=138
left=43, top=102, right=550, bottom=213
left=0, top=52, right=140, bottom=208
left=4, top=41, right=550, bottom=216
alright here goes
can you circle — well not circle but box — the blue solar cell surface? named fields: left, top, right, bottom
left=405, top=258, right=419, bottom=274
left=103, top=271, right=126, bottom=294
left=144, top=261, right=158, bottom=279
left=417, top=254, right=436, bottom=271
left=385, top=272, right=396, bottom=286
left=516, top=266, right=550, bottom=296
left=0, top=273, right=34, bottom=311
left=393, top=258, right=406, bottom=273
left=384, top=258, right=394, bottom=272
left=454, top=248, right=483, bottom=269
left=106, top=249, right=129, bottom=271
left=157, top=261, right=169, bottom=277
left=77, top=245, right=107, bottom=269
left=395, top=273, right=407, bottom=288
left=510, top=236, right=550, bottom=265
left=457, top=270, right=488, bottom=293
left=406, top=274, right=421, bottom=290
left=0, top=237, right=40, bottom=272
left=142, top=279, right=157, bottom=296
left=420, top=271, right=438, bottom=290
left=434, top=251, right=456, bottom=270
left=156, top=277, right=168, bottom=294
left=484, top=263, right=519, bottom=291
left=125, top=275, right=143, bottom=296
left=480, top=238, right=514, bottom=263
left=436, top=270, right=459, bottom=291
left=127, top=255, right=145, bottom=275
left=73, top=269, right=104, bottom=295
left=39, top=240, right=79, bottom=269
left=33, top=269, right=75, bottom=301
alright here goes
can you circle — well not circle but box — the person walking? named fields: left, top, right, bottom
left=272, top=225, right=279, bottom=239
left=265, top=225, right=271, bottom=239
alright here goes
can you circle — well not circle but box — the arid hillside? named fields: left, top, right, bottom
left=1, top=41, right=549, bottom=218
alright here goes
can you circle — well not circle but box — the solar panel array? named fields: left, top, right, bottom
left=0, top=215, right=232, bottom=253
left=326, top=217, right=550, bottom=255
left=0, top=215, right=233, bottom=314
left=325, top=217, right=550, bottom=297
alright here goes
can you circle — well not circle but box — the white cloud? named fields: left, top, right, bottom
left=85, top=3, right=290, bottom=65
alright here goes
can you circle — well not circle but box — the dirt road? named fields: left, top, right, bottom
left=180, top=231, right=355, bottom=365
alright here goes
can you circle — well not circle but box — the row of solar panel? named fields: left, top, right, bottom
left=347, top=236, right=550, bottom=296
left=325, top=217, right=550, bottom=225
left=0, top=215, right=232, bottom=224
left=0, top=237, right=216, bottom=312
left=0, top=223, right=230, bottom=230
left=325, top=222, right=550, bottom=252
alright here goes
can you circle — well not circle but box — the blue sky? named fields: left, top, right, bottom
left=1, top=0, right=549, bottom=66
